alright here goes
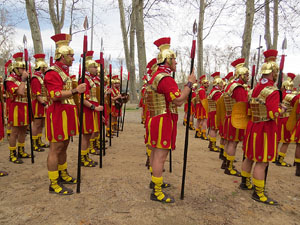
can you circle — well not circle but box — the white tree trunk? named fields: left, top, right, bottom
left=197, top=0, right=205, bottom=79
left=25, top=0, right=43, bottom=54
left=48, top=0, right=66, bottom=35
left=241, top=0, right=254, bottom=67
left=134, top=0, right=147, bottom=87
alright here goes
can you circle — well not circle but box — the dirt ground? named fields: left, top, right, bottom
left=0, top=104, right=299, bottom=225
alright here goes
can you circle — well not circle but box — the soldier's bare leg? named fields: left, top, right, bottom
left=32, top=118, right=44, bottom=152
left=150, top=147, right=174, bottom=203
left=239, top=158, right=254, bottom=190
left=224, top=141, right=240, bottom=176
left=47, top=140, right=74, bottom=195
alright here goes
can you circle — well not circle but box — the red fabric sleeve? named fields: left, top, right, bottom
left=266, top=91, right=280, bottom=118
left=199, top=89, right=206, bottom=100
left=6, top=81, right=18, bottom=95
left=232, top=86, right=248, bottom=102
left=31, top=77, right=42, bottom=95
left=44, top=70, right=64, bottom=99
left=157, top=76, right=181, bottom=102
left=212, top=91, right=222, bottom=101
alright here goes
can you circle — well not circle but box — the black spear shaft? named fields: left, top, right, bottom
left=117, top=66, right=122, bottom=137
left=255, top=35, right=262, bottom=83
left=99, top=55, right=104, bottom=168
left=181, top=22, right=197, bottom=200
left=24, top=47, right=34, bottom=164
left=77, top=51, right=86, bottom=193
left=109, top=65, right=112, bottom=146
left=121, top=73, right=129, bottom=131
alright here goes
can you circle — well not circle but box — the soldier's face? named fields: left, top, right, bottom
left=62, top=54, right=74, bottom=66
left=170, top=58, right=177, bottom=72
left=89, top=66, right=97, bottom=75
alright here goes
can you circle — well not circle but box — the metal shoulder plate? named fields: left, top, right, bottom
left=227, top=83, right=243, bottom=97
left=257, top=86, right=278, bottom=104
left=208, top=89, right=221, bottom=100
left=151, top=73, right=172, bottom=91
left=46, top=66, right=69, bottom=84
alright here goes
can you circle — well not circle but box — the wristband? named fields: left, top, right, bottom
left=186, top=81, right=193, bottom=89
left=71, top=89, right=78, bottom=95
left=90, top=104, right=95, bottom=110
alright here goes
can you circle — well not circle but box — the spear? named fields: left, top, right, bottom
left=77, top=16, right=88, bottom=193
left=181, top=20, right=197, bottom=200
left=250, top=53, right=256, bottom=89
left=121, top=71, right=130, bottom=131
left=23, top=34, right=34, bottom=164
left=117, top=64, right=123, bottom=137
left=109, top=64, right=112, bottom=147
left=99, top=39, right=104, bottom=168
left=255, top=35, right=263, bottom=82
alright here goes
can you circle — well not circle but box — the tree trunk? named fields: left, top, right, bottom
left=129, top=5, right=137, bottom=102
left=241, top=0, right=254, bottom=67
left=25, top=0, right=43, bottom=54
left=272, top=0, right=279, bottom=50
left=118, top=0, right=131, bottom=73
left=48, top=0, right=66, bottom=34
left=134, top=0, right=147, bottom=88
left=264, top=0, right=272, bottom=49
left=197, top=0, right=205, bottom=79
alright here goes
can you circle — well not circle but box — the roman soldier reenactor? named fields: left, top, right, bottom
left=276, top=73, right=298, bottom=167
left=44, top=33, right=86, bottom=195
left=222, top=58, right=249, bottom=177
left=5, top=52, right=31, bottom=164
left=240, top=49, right=282, bottom=205
left=78, top=51, right=103, bottom=167
left=144, top=58, right=158, bottom=172
left=195, top=75, right=209, bottom=140
left=207, top=72, right=223, bottom=152
left=31, top=54, right=49, bottom=152
left=145, top=37, right=196, bottom=203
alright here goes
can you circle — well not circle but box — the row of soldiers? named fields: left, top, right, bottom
left=140, top=42, right=300, bottom=205
left=0, top=33, right=127, bottom=196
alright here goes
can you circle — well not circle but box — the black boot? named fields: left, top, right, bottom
left=239, top=176, right=253, bottom=190
left=296, top=162, right=300, bottom=176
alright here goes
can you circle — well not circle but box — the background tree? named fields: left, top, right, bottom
left=25, top=0, right=44, bottom=54
left=48, top=0, right=66, bottom=35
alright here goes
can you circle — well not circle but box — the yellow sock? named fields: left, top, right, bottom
left=58, top=162, right=67, bottom=171
left=241, top=170, right=251, bottom=177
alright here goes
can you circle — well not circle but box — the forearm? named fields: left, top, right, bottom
left=36, top=95, right=47, bottom=104
left=172, top=86, right=191, bottom=106
left=83, top=99, right=94, bottom=108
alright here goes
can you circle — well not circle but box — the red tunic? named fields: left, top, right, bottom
left=243, top=78, right=280, bottom=162
left=31, top=71, right=47, bottom=118
left=224, top=79, right=247, bottom=142
left=145, top=65, right=181, bottom=150
left=207, top=86, right=222, bottom=130
left=277, top=90, right=298, bottom=143
left=291, top=95, right=300, bottom=143
left=111, top=87, right=121, bottom=117
left=78, top=73, right=100, bottom=134
left=44, top=62, right=79, bottom=142
left=195, top=87, right=207, bottom=119
left=5, top=73, right=29, bottom=126
left=184, top=91, right=196, bottom=115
